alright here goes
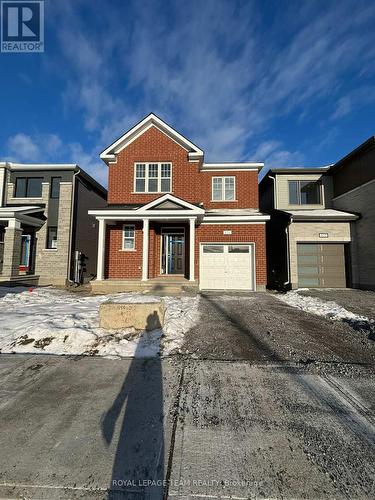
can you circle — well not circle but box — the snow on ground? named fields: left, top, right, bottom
left=276, top=289, right=375, bottom=337
left=0, top=287, right=200, bottom=358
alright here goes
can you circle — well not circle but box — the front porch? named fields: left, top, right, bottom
left=89, top=194, right=205, bottom=291
left=0, top=207, right=45, bottom=285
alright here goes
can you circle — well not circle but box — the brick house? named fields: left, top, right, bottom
left=0, top=162, right=107, bottom=286
left=89, top=113, right=269, bottom=292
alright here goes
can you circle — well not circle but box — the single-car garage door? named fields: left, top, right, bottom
left=200, top=244, right=254, bottom=290
left=297, top=243, right=346, bottom=288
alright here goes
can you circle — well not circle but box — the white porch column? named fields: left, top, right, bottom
left=142, top=218, right=149, bottom=281
left=96, top=219, right=106, bottom=281
left=189, top=218, right=195, bottom=281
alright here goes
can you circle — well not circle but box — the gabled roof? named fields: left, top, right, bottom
left=330, top=135, right=375, bottom=173
left=100, top=113, right=204, bottom=164
left=88, top=194, right=205, bottom=218
left=141, top=194, right=204, bottom=212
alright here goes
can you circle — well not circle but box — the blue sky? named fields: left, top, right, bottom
left=1, top=0, right=375, bottom=186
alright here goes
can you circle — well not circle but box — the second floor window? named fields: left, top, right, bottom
left=288, top=180, right=322, bottom=205
left=50, top=177, right=61, bottom=199
left=135, top=163, right=172, bottom=193
left=212, top=176, right=235, bottom=201
left=15, top=177, right=43, bottom=198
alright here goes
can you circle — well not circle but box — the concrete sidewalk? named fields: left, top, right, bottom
left=0, top=355, right=374, bottom=499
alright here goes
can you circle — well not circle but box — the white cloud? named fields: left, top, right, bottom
left=332, top=85, right=375, bottom=119
left=252, top=140, right=304, bottom=167
left=7, top=134, right=40, bottom=161
left=4, top=132, right=107, bottom=187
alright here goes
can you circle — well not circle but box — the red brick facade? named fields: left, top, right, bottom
left=102, top=121, right=267, bottom=289
left=108, top=126, right=259, bottom=209
left=105, top=222, right=267, bottom=286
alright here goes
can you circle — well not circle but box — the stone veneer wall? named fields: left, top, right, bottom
left=6, top=180, right=73, bottom=285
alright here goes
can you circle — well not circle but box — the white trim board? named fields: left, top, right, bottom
left=201, top=221, right=266, bottom=225
left=201, top=163, right=263, bottom=172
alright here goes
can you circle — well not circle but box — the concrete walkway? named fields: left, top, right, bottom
left=0, top=354, right=374, bottom=499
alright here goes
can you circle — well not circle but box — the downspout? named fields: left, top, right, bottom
left=269, top=174, right=290, bottom=287
left=67, top=166, right=80, bottom=284
left=284, top=216, right=292, bottom=288
left=268, top=175, right=277, bottom=209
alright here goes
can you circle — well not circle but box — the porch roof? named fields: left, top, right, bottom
left=88, top=194, right=205, bottom=220
left=281, top=209, right=359, bottom=221
left=0, top=206, right=45, bottom=226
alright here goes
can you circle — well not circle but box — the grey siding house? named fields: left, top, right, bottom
left=259, top=168, right=358, bottom=289
left=330, top=137, right=375, bottom=290
left=0, top=162, right=107, bottom=286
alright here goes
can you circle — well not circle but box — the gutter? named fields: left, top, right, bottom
left=284, top=215, right=292, bottom=287
left=268, top=175, right=278, bottom=209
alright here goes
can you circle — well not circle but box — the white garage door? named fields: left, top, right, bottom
left=200, top=244, right=254, bottom=290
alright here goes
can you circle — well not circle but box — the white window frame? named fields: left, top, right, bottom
left=122, top=224, right=136, bottom=251
left=211, top=176, right=236, bottom=201
left=134, top=162, right=172, bottom=193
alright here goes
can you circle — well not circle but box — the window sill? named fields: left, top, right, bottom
left=10, top=197, right=43, bottom=201
left=120, top=249, right=136, bottom=252
left=131, top=191, right=173, bottom=195
left=211, top=200, right=238, bottom=203
left=43, top=248, right=58, bottom=252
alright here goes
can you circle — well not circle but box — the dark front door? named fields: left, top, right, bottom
left=168, top=234, right=184, bottom=274
left=162, top=231, right=185, bottom=275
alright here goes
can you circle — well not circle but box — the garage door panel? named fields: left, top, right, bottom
left=200, top=244, right=254, bottom=290
left=297, top=243, right=346, bottom=288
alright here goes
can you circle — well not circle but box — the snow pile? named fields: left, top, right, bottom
left=276, top=290, right=375, bottom=337
left=0, top=287, right=200, bottom=358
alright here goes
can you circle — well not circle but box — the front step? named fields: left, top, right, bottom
left=90, top=279, right=199, bottom=295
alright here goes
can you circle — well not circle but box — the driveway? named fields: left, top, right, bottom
left=183, top=292, right=375, bottom=364
left=0, top=355, right=374, bottom=499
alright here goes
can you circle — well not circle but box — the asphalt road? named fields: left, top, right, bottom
left=0, top=354, right=374, bottom=499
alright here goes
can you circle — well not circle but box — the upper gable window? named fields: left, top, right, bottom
left=288, top=180, right=322, bottom=205
left=212, top=176, right=235, bottom=201
left=134, top=162, right=172, bottom=193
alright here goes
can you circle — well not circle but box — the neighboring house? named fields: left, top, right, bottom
left=88, top=113, right=269, bottom=292
left=259, top=167, right=358, bottom=289
left=330, top=136, right=375, bottom=290
left=0, top=162, right=107, bottom=286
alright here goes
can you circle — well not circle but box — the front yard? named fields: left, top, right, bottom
left=0, top=287, right=200, bottom=358
left=0, top=286, right=374, bottom=362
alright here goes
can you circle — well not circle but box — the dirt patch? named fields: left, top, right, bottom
left=15, top=335, right=35, bottom=346
left=34, top=337, right=54, bottom=349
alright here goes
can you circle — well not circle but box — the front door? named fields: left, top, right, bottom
left=20, top=234, right=31, bottom=272
left=162, top=231, right=185, bottom=275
